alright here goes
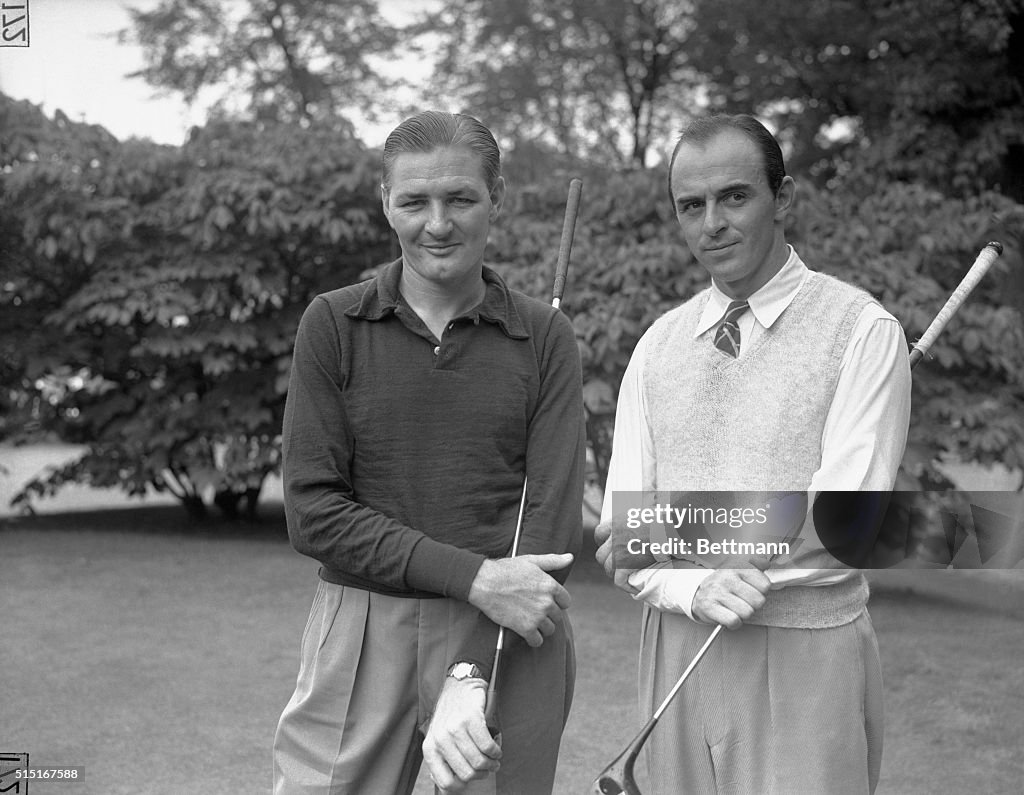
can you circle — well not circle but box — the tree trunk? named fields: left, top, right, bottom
left=181, top=494, right=208, bottom=522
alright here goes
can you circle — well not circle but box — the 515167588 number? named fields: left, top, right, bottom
left=14, top=768, right=82, bottom=781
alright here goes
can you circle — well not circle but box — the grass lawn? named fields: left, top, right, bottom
left=2, top=505, right=1022, bottom=794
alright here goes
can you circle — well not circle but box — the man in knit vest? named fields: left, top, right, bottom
left=595, top=115, right=911, bottom=793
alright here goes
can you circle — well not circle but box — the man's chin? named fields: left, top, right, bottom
left=402, top=255, right=484, bottom=286
left=703, top=261, right=748, bottom=285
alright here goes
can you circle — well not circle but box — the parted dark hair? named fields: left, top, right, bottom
left=667, top=114, right=787, bottom=204
left=381, top=111, right=501, bottom=191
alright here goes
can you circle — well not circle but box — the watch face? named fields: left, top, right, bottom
left=449, top=662, right=481, bottom=680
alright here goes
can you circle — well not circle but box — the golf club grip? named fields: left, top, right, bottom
left=909, top=241, right=1003, bottom=369
left=484, top=667, right=501, bottom=740
left=552, top=178, right=583, bottom=308
left=484, top=625, right=504, bottom=725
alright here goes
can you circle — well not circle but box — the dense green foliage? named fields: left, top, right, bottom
left=694, top=0, right=1024, bottom=198
left=1, top=96, right=389, bottom=517
left=791, top=181, right=1024, bottom=485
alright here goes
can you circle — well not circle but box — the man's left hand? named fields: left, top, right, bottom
left=422, top=677, right=502, bottom=792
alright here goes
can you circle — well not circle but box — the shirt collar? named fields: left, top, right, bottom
left=694, top=245, right=810, bottom=336
left=346, top=258, right=530, bottom=340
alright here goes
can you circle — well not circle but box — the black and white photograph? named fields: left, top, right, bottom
left=2, top=1, right=1023, bottom=793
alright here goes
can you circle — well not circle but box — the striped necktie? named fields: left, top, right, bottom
left=713, top=300, right=749, bottom=358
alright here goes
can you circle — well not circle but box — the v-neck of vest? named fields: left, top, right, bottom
left=705, top=274, right=818, bottom=367
left=709, top=311, right=770, bottom=366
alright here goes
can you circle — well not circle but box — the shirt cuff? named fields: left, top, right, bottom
left=627, top=565, right=714, bottom=620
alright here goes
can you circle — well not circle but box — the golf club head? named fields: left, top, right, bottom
left=591, top=743, right=643, bottom=795
left=592, top=772, right=642, bottom=795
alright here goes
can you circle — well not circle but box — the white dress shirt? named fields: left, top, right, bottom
left=599, top=247, right=912, bottom=619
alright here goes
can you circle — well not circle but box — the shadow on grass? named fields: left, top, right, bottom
left=0, top=500, right=290, bottom=541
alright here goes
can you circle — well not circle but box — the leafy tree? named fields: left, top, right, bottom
left=789, top=175, right=1024, bottom=486
left=428, top=0, right=1024, bottom=197
left=423, top=0, right=707, bottom=167
left=1, top=94, right=390, bottom=518
left=120, top=0, right=402, bottom=127
left=691, top=0, right=1024, bottom=198
left=1, top=96, right=143, bottom=443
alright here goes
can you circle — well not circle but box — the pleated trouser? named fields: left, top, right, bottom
left=639, top=606, right=883, bottom=795
left=273, top=579, right=575, bottom=795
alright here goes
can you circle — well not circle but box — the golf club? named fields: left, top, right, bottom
left=591, top=239, right=1005, bottom=794
left=593, top=624, right=722, bottom=795
left=909, top=241, right=1004, bottom=368
left=484, top=177, right=583, bottom=740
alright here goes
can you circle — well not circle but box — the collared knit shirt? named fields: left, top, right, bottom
left=282, top=259, right=585, bottom=669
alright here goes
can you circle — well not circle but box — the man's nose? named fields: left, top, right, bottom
left=702, top=202, right=726, bottom=237
left=425, top=202, right=452, bottom=236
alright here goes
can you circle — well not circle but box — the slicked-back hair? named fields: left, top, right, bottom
left=667, top=115, right=787, bottom=205
left=382, top=111, right=501, bottom=192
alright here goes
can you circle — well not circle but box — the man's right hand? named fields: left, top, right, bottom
left=594, top=521, right=639, bottom=595
left=691, top=566, right=771, bottom=629
left=467, top=554, right=572, bottom=647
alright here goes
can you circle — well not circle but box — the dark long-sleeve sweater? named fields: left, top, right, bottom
left=282, top=259, right=586, bottom=673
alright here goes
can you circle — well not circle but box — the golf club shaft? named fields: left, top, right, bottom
left=484, top=483, right=529, bottom=734
left=484, top=178, right=583, bottom=735
left=592, top=625, right=723, bottom=795
left=909, top=241, right=1003, bottom=368
left=651, top=624, right=723, bottom=721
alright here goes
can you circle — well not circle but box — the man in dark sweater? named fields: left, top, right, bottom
left=272, top=111, right=585, bottom=794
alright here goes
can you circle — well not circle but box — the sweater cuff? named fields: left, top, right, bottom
left=448, top=611, right=501, bottom=679
left=405, top=536, right=486, bottom=601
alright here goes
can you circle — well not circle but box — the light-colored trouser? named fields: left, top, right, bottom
left=273, top=580, right=575, bottom=795
left=639, top=607, right=883, bottom=795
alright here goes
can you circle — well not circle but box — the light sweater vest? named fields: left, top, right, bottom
left=644, top=271, right=874, bottom=628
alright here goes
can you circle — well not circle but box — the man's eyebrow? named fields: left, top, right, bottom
left=674, top=191, right=703, bottom=205
left=392, top=183, right=484, bottom=199
left=674, top=181, right=756, bottom=206
left=715, top=181, right=755, bottom=195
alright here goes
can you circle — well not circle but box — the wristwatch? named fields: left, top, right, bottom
left=447, top=662, right=486, bottom=681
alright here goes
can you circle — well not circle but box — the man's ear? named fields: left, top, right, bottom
left=381, top=184, right=394, bottom=227
left=774, top=176, right=796, bottom=221
left=489, top=177, right=507, bottom=222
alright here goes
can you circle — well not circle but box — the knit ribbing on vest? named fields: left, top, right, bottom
left=644, top=271, right=874, bottom=628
